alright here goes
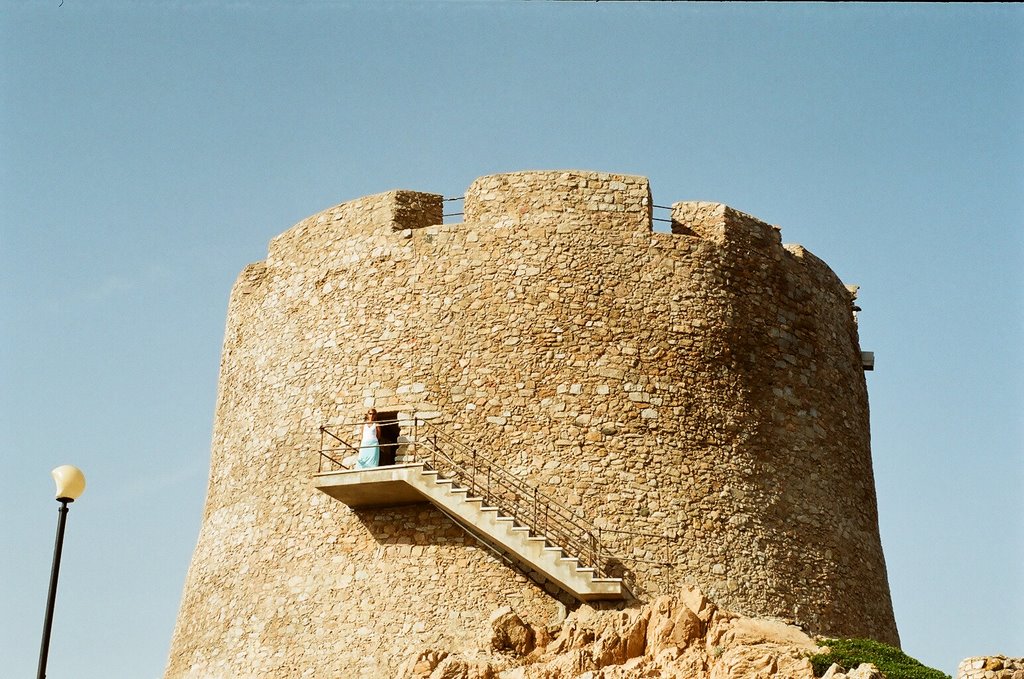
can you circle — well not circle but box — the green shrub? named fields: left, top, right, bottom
left=810, top=638, right=950, bottom=679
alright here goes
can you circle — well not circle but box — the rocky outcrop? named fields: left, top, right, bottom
left=820, top=662, right=884, bottom=679
left=397, top=587, right=832, bottom=679
left=491, top=607, right=538, bottom=657
left=958, top=657, right=1024, bottom=679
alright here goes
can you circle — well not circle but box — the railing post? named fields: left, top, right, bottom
left=533, top=488, right=538, bottom=536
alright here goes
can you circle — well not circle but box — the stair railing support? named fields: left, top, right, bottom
left=533, top=488, right=538, bottom=538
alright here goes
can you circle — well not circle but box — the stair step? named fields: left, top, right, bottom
left=331, top=451, right=631, bottom=601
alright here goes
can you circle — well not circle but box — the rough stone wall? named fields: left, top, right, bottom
left=165, top=171, right=898, bottom=679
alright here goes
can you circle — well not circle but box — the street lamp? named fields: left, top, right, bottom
left=37, top=465, right=86, bottom=679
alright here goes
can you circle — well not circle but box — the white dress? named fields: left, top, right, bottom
left=357, top=423, right=380, bottom=468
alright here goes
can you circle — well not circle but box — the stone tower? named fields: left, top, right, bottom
left=164, top=171, right=899, bottom=678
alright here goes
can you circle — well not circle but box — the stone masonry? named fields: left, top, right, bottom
left=164, top=171, right=899, bottom=678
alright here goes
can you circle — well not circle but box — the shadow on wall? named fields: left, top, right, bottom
left=350, top=503, right=583, bottom=610
left=352, top=503, right=466, bottom=548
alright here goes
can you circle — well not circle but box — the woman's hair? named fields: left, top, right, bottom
left=365, top=408, right=377, bottom=421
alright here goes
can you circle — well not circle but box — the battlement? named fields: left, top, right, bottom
left=268, top=170, right=655, bottom=268
left=267, top=189, right=442, bottom=266
left=261, top=171, right=830, bottom=275
left=464, top=170, right=652, bottom=233
left=671, top=201, right=782, bottom=250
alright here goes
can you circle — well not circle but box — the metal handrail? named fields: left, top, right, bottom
left=316, top=417, right=683, bottom=586
left=317, top=417, right=620, bottom=578
left=317, top=420, right=404, bottom=472
left=420, top=433, right=607, bottom=575
left=318, top=426, right=363, bottom=472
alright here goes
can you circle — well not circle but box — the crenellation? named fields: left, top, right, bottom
left=267, top=190, right=443, bottom=270
left=464, top=170, right=651, bottom=234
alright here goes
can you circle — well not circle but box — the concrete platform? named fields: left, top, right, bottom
left=314, top=464, right=432, bottom=508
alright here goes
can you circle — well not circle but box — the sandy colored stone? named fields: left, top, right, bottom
left=448, top=591, right=824, bottom=679
left=430, top=655, right=498, bottom=679
left=490, top=607, right=537, bottom=656
left=647, top=595, right=705, bottom=656
left=397, top=650, right=450, bottom=679
left=958, top=657, right=1024, bottom=679
left=847, top=663, right=884, bottom=679
left=165, top=171, right=898, bottom=678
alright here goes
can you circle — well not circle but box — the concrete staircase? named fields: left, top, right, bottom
left=314, top=463, right=625, bottom=602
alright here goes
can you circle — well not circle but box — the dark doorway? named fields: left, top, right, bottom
left=376, top=410, right=400, bottom=466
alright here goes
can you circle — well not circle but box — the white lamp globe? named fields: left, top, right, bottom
left=51, top=465, right=86, bottom=502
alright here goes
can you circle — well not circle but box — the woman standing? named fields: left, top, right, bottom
left=356, top=409, right=381, bottom=469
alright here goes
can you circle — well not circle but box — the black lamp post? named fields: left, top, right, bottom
left=37, top=465, right=86, bottom=679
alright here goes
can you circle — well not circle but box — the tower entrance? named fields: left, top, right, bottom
left=376, top=410, right=400, bottom=466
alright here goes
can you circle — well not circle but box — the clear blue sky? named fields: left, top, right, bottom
left=2, top=2, right=1021, bottom=678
